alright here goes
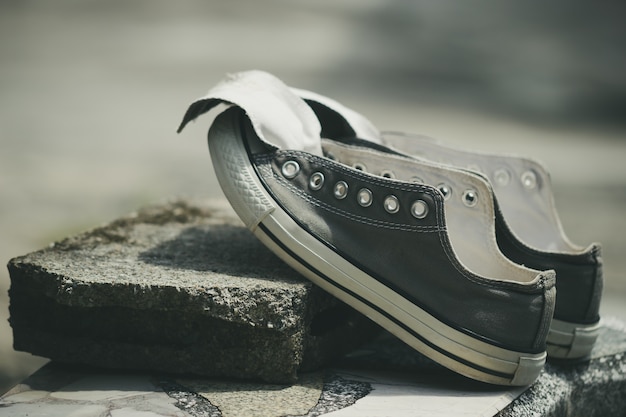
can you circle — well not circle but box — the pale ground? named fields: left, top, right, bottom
left=1, top=1, right=625, bottom=394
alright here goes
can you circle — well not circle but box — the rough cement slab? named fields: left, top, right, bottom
left=1, top=318, right=625, bottom=416
left=7, top=198, right=380, bottom=384
left=498, top=317, right=626, bottom=416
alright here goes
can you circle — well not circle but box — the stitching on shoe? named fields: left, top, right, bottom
left=257, top=163, right=440, bottom=232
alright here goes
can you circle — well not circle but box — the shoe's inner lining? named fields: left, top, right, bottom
left=322, top=139, right=541, bottom=284
left=381, top=132, right=585, bottom=254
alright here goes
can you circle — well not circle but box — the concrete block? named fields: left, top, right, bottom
left=498, top=317, right=626, bottom=417
left=7, top=198, right=380, bottom=384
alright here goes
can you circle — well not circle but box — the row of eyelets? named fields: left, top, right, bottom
left=348, top=162, right=397, bottom=180
left=492, top=168, right=538, bottom=190
left=357, top=188, right=373, bottom=207
left=350, top=163, right=396, bottom=180
left=437, top=182, right=480, bottom=208
left=281, top=161, right=430, bottom=220
left=309, top=172, right=325, bottom=190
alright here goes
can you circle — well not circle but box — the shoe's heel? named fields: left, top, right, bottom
left=547, top=319, right=601, bottom=360
left=208, top=108, right=276, bottom=230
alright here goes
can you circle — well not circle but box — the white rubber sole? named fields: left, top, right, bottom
left=208, top=110, right=546, bottom=386
left=546, top=318, right=601, bottom=360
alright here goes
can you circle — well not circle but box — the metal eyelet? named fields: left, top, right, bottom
left=383, top=195, right=400, bottom=214
left=410, top=200, right=429, bottom=219
left=410, top=176, right=424, bottom=184
left=462, top=189, right=478, bottom=207
left=521, top=170, right=537, bottom=189
left=380, top=169, right=395, bottom=179
left=353, top=162, right=367, bottom=172
left=493, top=168, right=510, bottom=186
left=437, top=183, right=452, bottom=200
left=357, top=188, right=373, bottom=207
left=333, top=181, right=349, bottom=199
left=309, top=172, right=325, bottom=191
left=281, top=160, right=300, bottom=179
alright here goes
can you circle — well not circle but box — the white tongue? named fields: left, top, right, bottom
left=193, top=70, right=324, bottom=156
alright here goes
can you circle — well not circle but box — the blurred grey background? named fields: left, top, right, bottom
left=1, top=0, right=625, bottom=394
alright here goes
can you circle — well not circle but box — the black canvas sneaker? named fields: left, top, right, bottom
left=178, top=71, right=556, bottom=385
left=296, top=88, right=603, bottom=360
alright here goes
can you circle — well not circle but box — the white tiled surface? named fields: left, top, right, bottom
left=324, top=370, right=525, bottom=417
left=0, top=368, right=524, bottom=417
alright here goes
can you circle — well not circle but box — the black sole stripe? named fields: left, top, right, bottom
left=257, top=222, right=514, bottom=381
left=546, top=342, right=573, bottom=348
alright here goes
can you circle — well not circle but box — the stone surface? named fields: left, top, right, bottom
left=1, top=318, right=625, bottom=416
left=498, top=316, right=626, bottom=417
left=7, top=198, right=380, bottom=384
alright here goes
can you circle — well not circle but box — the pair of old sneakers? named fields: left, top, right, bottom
left=178, top=71, right=603, bottom=386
